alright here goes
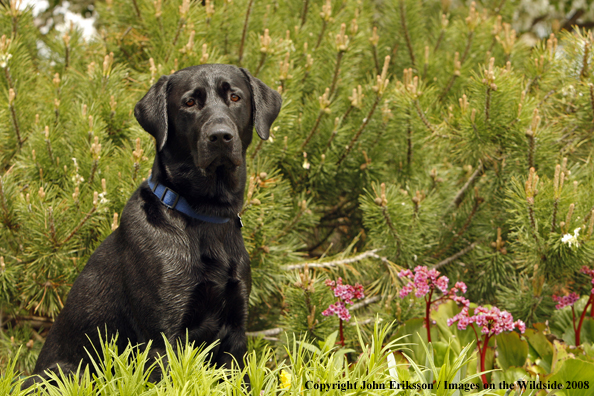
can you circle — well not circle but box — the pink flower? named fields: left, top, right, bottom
left=398, top=266, right=468, bottom=308
left=451, top=295, right=470, bottom=308
left=453, top=282, right=467, bottom=294
left=447, top=305, right=525, bottom=336
left=322, top=301, right=351, bottom=321
left=448, top=307, right=471, bottom=330
left=552, top=293, right=580, bottom=309
left=435, top=276, right=449, bottom=293
left=323, top=278, right=365, bottom=322
left=515, top=320, right=526, bottom=333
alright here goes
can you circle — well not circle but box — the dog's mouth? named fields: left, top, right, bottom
left=198, top=154, right=242, bottom=172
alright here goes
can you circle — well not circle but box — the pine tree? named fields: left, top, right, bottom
left=2, top=0, right=594, bottom=374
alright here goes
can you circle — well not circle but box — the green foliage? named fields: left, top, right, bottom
left=3, top=0, right=594, bottom=390
left=495, top=332, right=528, bottom=371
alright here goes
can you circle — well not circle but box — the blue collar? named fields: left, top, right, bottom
left=148, top=178, right=241, bottom=226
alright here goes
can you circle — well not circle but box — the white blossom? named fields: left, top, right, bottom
left=98, top=192, right=108, bottom=205
left=561, top=227, right=581, bottom=248
left=0, top=54, right=12, bottom=68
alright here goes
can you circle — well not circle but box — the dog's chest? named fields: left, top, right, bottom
left=158, top=225, right=249, bottom=331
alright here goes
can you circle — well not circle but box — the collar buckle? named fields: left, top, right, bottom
left=161, top=187, right=180, bottom=210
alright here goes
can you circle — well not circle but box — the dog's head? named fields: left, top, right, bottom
left=134, top=64, right=281, bottom=207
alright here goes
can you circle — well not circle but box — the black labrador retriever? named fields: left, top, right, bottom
left=23, top=64, right=281, bottom=388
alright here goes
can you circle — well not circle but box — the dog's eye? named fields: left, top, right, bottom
left=185, top=99, right=196, bottom=107
left=230, top=94, right=240, bottom=102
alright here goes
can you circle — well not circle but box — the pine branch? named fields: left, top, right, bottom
left=8, top=101, right=22, bottom=148
left=6, top=83, right=22, bottom=149
left=434, top=29, right=445, bottom=52
left=399, top=0, right=416, bottom=67
left=460, top=31, right=474, bottom=64
left=329, top=51, right=344, bottom=98
left=485, top=86, right=492, bottom=122
left=246, top=328, right=283, bottom=337
left=238, top=0, right=255, bottom=65
left=285, top=249, right=382, bottom=271
left=350, top=317, right=376, bottom=326
left=538, top=89, right=556, bottom=107
left=166, top=13, right=188, bottom=63
left=58, top=205, right=97, bottom=248
left=270, top=204, right=306, bottom=243
left=372, top=46, right=380, bottom=76
left=250, top=139, right=264, bottom=160
left=131, top=0, right=142, bottom=19
left=494, top=0, right=507, bottom=13
left=0, top=176, right=10, bottom=222
left=551, top=198, right=559, bottom=233
left=581, top=41, right=590, bottom=80
left=440, top=32, right=472, bottom=101
left=301, top=110, right=326, bottom=150
left=407, top=118, right=412, bottom=168
left=315, top=20, right=328, bottom=50
left=413, top=99, right=435, bottom=134
left=350, top=295, right=380, bottom=310
left=439, top=74, right=458, bottom=102
left=381, top=206, right=402, bottom=258
left=300, top=0, right=310, bottom=27
left=589, top=84, right=594, bottom=122
left=434, top=189, right=483, bottom=258
left=433, top=241, right=479, bottom=269
left=337, top=95, right=380, bottom=165
left=448, top=161, right=483, bottom=210
left=254, top=53, right=267, bottom=77
left=526, top=131, right=535, bottom=170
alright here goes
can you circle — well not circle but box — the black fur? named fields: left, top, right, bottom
left=23, top=64, right=282, bottom=388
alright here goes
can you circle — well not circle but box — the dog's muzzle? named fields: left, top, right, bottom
left=198, top=122, right=242, bottom=169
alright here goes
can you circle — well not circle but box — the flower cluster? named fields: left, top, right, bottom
left=398, top=266, right=469, bottom=307
left=552, top=292, right=580, bottom=309
left=322, top=278, right=364, bottom=322
left=581, top=266, right=594, bottom=293
left=561, top=227, right=581, bottom=248
left=448, top=305, right=526, bottom=336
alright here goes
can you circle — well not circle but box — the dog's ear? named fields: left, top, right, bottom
left=240, top=68, right=282, bottom=140
left=135, top=75, right=169, bottom=151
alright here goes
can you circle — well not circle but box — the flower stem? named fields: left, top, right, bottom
left=479, top=334, right=490, bottom=386
left=339, top=318, right=345, bottom=347
left=425, top=289, right=433, bottom=342
left=576, top=293, right=594, bottom=346
left=467, top=324, right=488, bottom=386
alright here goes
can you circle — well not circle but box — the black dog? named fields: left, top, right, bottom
left=23, top=64, right=281, bottom=388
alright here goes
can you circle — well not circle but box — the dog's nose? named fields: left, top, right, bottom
left=207, top=129, right=234, bottom=145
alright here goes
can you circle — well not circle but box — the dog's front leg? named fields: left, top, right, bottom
left=213, top=326, right=250, bottom=389
left=141, top=340, right=171, bottom=383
